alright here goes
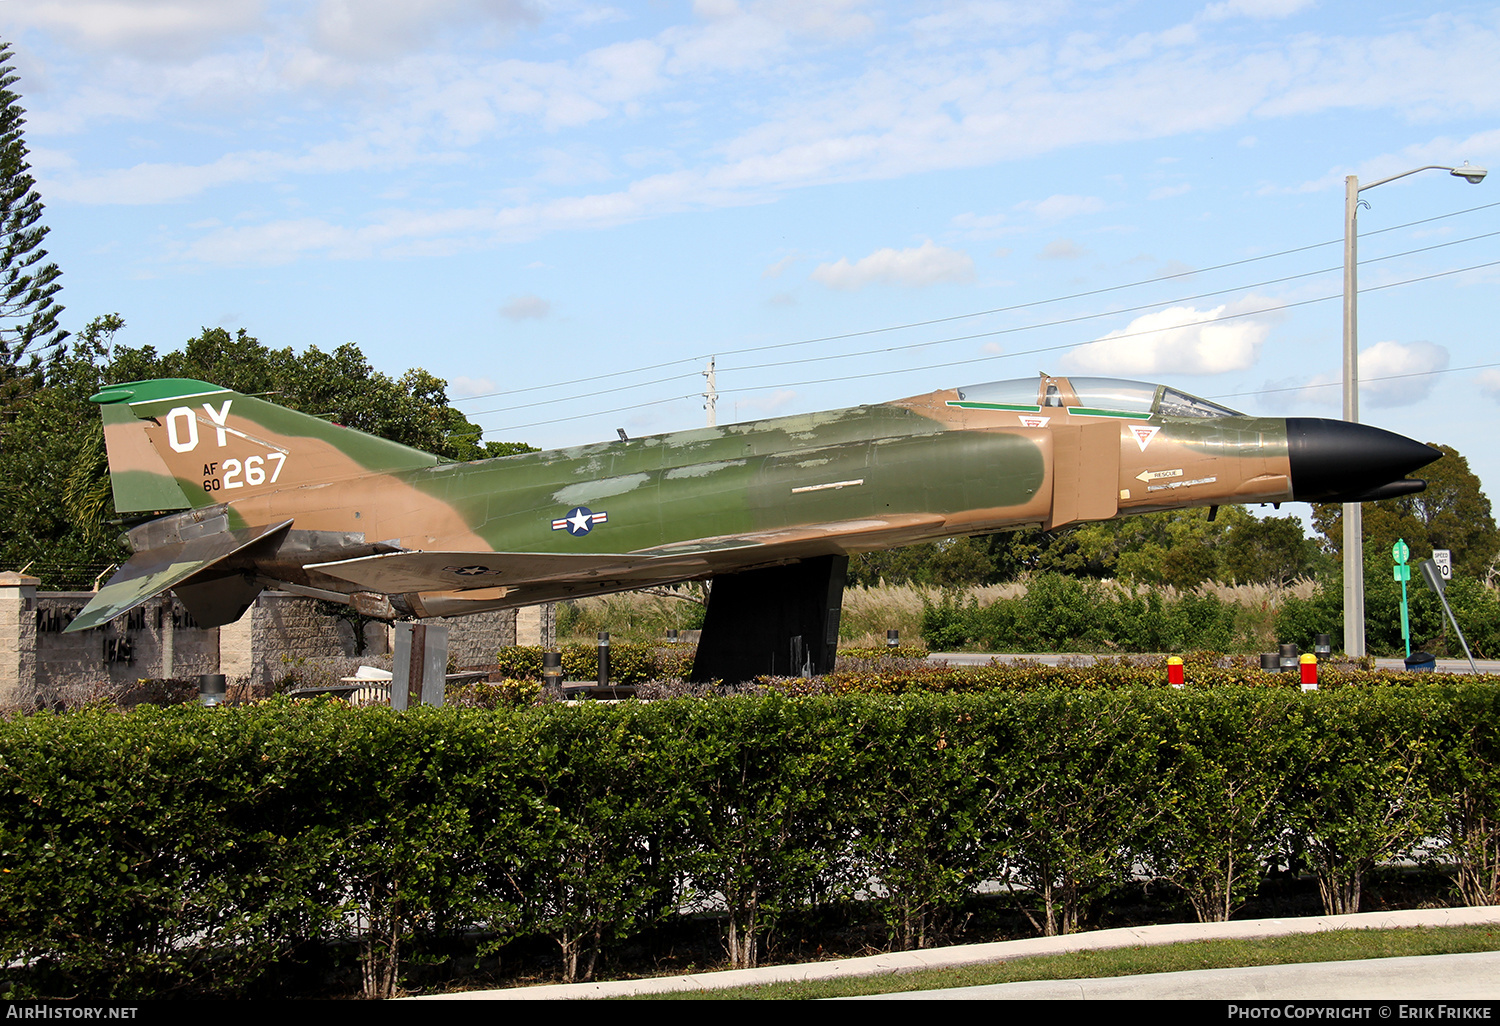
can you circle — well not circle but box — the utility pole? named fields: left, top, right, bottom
left=1339, top=161, right=1486, bottom=656
left=703, top=357, right=717, bottom=427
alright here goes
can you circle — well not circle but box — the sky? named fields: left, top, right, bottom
left=4, top=0, right=1500, bottom=518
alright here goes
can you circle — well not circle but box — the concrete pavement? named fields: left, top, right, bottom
left=873, top=950, right=1500, bottom=1000
left=421, top=906, right=1500, bottom=1001
left=928, top=652, right=1500, bottom=673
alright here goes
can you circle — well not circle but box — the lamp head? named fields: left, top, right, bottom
left=1450, top=162, right=1488, bottom=184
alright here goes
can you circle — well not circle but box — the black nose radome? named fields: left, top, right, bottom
left=1286, top=419, right=1441, bottom=503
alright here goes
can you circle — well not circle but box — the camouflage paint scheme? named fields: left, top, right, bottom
left=67, top=373, right=1430, bottom=633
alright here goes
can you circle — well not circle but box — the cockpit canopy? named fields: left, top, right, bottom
left=954, top=373, right=1243, bottom=419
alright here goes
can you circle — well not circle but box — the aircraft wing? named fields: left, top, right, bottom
left=306, top=513, right=950, bottom=594
left=66, top=520, right=294, bottom=633
left=305, top=549, right=727, bottom=593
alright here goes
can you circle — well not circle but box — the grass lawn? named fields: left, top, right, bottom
left=632, top=926, right=1500, bottom=999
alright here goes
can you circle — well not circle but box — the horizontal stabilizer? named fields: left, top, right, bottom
left=65, top=520, right=293, bottom=633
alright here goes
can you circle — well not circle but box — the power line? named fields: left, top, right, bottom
left=456, top=198, right=1500, bottom=405
left=482, top=255, right=1500, bottom=433
left=475, top=230, right=1500, bottom=420
left=715, top=228, right=1500, bottom=378
left=1208, top=361, right=1500, bottom=400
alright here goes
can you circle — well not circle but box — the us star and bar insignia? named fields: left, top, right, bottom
left=552, top=506, right=608, bottom=536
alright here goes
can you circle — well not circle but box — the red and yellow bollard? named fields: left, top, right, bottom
left=1167, top=655, right=1185, bottom=687
left=1300, top=652, right=1318, bottom=690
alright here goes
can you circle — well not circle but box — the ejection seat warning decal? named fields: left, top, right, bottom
left=1129, top=425, right=1160, bottom=451
left=552, top=506, right=608, bottom=536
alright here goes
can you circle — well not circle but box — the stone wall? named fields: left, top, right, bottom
left=31, top=592, right=220, bottom=706
left=0, top=573, right=37, bottom=709
left=0, top=574, right=544, bottom=708
left=231, top=592, right=392, bottom=688
left=428, top=608, right=517, bottom=668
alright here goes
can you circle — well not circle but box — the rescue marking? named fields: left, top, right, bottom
left=791, top=479, right=865, bottom=494
left=1147, top=476, right=1218, bottom=492
left=1129, top=425, right=1160, bottom=451
left=552, top=506, right=608, bottom=535
left=1135, top=468, right=1183, bottom=483
left=1018, top=415, right=1051, bottom=428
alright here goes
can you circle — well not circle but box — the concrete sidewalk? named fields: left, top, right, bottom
left=419, top=906, right=1500, bottom=1001
left=872, top=950, right=1500, bottom=1000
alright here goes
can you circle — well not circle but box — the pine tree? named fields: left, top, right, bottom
left=0, top=41, right=64, bottom=388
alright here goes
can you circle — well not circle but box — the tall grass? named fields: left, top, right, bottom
left=559, top=579, right=1321, bottom=651
left=556, top=585, right=707, bottom=644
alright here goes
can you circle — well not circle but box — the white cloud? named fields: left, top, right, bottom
left=1360, top=340, right=1449, bottom=408
left=734, top=388, right=800, bottom=415
left=448, top=375, right=498, bottom=398
left=762, top=253, right=798, bottom=279
left=665, top=0, right=874, bottom=76
left=1062, top=298, right=1276, bottom=376
left=1038, top=238, right=1085, bottom=260
left=1479, top=369, right=1500, bottom=400
left=810, top=241, right=974, bottom=290
left=500, top=294, right=552, bottom=320
left=1016, top=194, right=1105, bottom=221
left=311, top=0, right=539, bottom=61
left=23, top=1, right=1500, bottom=275
left=950, top=211, right=1010, bottom=237
left=43, top=152, right=283, bottom=204
left=1282, top=129, right=1500, bottom=196
left=1255, top=372, right=1340, bottom=414
left=1200, top=0, right=1314, bottom=22
left=1147, top=183, right=1191, bottom=200
left=2, top=0, right=266, bottom=59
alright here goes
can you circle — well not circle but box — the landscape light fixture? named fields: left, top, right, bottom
left=1340, top=162, right=1486, bottom=657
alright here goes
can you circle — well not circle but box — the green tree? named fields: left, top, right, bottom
left=1031, top=507, right=1316, bottom=589
left=0, top=315, right=128, bottom=587
left=0, top=43, right=65, bottom=393
left=1311, top=444, right=1499, bottom=579
left=0, top=319, right=535, bottom=587
left=851, top=506, right=1319, bottom=590
left=109, top=326, right=534, bottom=462
left=1220, top=512, right=1323, bottom=587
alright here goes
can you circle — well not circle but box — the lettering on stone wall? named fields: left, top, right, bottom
left=35, top=605, right=83, bottom=633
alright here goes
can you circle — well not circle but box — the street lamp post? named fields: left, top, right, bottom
left=1341, top=162, right=1486, bottom=657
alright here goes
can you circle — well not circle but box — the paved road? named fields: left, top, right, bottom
left=423, top=907, right=1500, bottom=1001
left=928, top=652, right=1500, bottom=673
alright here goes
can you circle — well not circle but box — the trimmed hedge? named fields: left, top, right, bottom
left=4, top=685, right=1500, bottom=997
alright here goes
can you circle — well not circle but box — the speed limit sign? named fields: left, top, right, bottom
left=1433, top=549, right=1453, bottom=581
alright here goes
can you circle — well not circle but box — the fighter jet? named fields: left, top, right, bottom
left=69, top=373, right=1438, bottom=680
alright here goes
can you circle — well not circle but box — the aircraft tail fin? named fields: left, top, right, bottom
left=92, top=378, right=442, bottom=514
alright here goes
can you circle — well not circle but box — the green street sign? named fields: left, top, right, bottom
left=1394, top=565, right=1411, bottom=582
left=1392, top=539, right=1410, bottom=565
